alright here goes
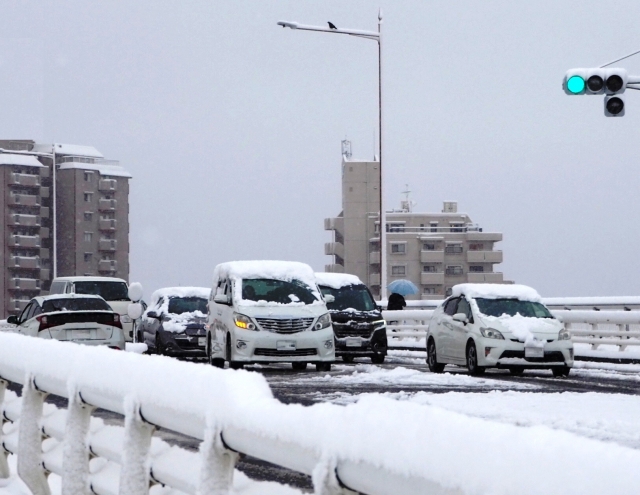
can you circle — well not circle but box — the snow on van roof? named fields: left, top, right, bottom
left=315, top=272, right=364, bottom=289
left=452, top=284, right=542, bottom=302
left=214, top=260, right=317, bottom=287
left=150, top=287, right=210, bottom=306
left=53, top=276, right=127, bottom=283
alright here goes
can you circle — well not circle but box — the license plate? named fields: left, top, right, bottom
left=345, top=337, right=362, bottom=347
left=71, top=330, right=91, bottom=339
left=277, top=340, right=296, bottom=351
left=198, top=337, right=206, bottom=346
left=525, top=346, right=544, bottom=358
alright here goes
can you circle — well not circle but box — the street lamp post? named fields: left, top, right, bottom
left=278, top=11, right=388, bottom=300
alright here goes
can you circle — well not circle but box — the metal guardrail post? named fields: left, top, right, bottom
left=118, top=398, right=156, bottom=495
left=312, top=457, right=352, bottom=495
left=198, top=425, right=239, bottom=495
left=62, top=390, right=94, bottom=495
left=0, top=378, right=9, bottom=480
left=17, top=376, right=51, bottom=495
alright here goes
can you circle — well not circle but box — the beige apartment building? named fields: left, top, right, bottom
left=0, top=140, right=131, bottom=315
left=324, top=147, right=509, bottom=299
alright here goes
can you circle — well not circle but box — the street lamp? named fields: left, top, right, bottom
left=278, top=11, right=389, bottom=300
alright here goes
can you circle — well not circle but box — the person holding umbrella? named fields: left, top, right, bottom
left=387, top=292, right=406, bottom=310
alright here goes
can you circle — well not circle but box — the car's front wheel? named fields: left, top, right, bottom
left=466, top=341, right=485, bottom=376
left=208, top=336, right=224, bottom=368
left=427, top=339, right=445, bottom=373
left=370, top=354, right=385, bottom=364
left=552, top=366, right=571, bottom=378
left=292, top=362, right=308, bottom=371
left=226, top=334, right=243, bottom=370
left=316, top=363, right=331, bottom=372
left=342, top=355, right=355, bottom=363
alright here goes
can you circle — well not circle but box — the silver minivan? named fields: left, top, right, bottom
left=206, top=260, right=335, bottom=371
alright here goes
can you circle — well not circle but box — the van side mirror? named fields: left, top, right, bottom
left=7, top=315, right=18, bottom=325
left=324, top=294, right=335, bottom=303
left=214, top=294, right=230, bottom=305
left=452, top=313, right=468, bottom=324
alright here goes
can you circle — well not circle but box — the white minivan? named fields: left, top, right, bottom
left=206, top=260, right=335, bottom=371
left=49, top=276, right=134, bottom=341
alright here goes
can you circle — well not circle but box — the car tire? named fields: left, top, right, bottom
left=427, top=339, right=445, bottom=373
left=342, top=355, right=355, bottom=363
left=552, top=366, right=571, bottom=378
left=370, top=355, right=385, bottom=364
left=466, top=341, right=485, bottom=376
left=226, top=334, right=244, bottom=370
left=156, top=337, right=165, bottom=356
left=292, top=362, right=308, bottom=371
left=208, top=336, right=224, bottom=368
left=508, top=367, right=524, bottom=376
left=316, top=363, right=331, bottom=372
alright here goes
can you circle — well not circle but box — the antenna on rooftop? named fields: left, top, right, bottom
left=341, top=139, right=352, bottom=159
left=400, top=184, right=416, bottom=212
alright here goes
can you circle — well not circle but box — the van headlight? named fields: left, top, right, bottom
left=314, top=313, right=332, bottom=331
left=558, top=328, right=571, bottom=341
left=234, top=313, right=257, bottom=331
left=480, top=327, right=505, bottom=340
left=373, top=319, right=386, bottom=330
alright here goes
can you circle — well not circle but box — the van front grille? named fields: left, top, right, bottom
left=255, top=317, right=314, bottom=334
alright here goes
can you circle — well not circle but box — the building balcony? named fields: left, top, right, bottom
left=99, top=199, right=117, bottom=211
left=7, top=214, right=40, bottom=227
left=99, top=219, right=117, bottom=231
left=466, top=232, right=503, bottom=242
left=40, top=248, right=50, bottom=259
left=8, top=235, right=40, bottom=248
left=99, top=239, right=117, bottom=251
left=467, top=272, right=504, bottom=283
left=8, top=194, right=40, bottom=207
left=324, top=264, right=345, bottom=273
left=8, top=256, right=40, bottom=269
left=9, top=173, right=40, bottom=188
left=9, top=298, right=30, bottom=312
left=9, top=278, right=40, bottom=291
left=98, top=260, right=117, bottom=273
left=467, top=250, right=503, bottom=263
left=421, top=272, right=445, bottom=285
left=99, top=179, right=118, bottom=192
left=324, top=217, right=344, bottom=232
left=324, top=242, right=344, bottom=259
left=40, top=269, right=50, bottom=280
left=369, top=273, right=381, bottom=286
left=369, top=251, right=381, bottom=265
left=420, top=250, right=445, bottom=263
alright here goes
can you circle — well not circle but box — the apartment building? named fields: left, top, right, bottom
left=324, top=148, right=509, bottom=299
left=0, top=140, right=131, bottom=315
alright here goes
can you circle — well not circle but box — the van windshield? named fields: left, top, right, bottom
left=74, top=281, right=130, bottom=301
left=319, top=284, right=377, bottom=312
left=168, top=297, right=208, bottom=315
left=241, top=279, right=319, bottom=305
left=475, top=298, right=554, bottom=318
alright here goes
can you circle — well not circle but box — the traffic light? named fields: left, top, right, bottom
left=563, top=68, right=628, bottom=116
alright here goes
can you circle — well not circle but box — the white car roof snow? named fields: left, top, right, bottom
left=52, top=276, right=127, bottom=283
left=452, top=284, right=542, bottom=303
left=315, top=272, right=364, bottom=289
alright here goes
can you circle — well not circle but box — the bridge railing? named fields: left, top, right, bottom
left=383, top=309, right=640, bottom=352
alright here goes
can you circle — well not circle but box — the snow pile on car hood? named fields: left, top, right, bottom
left=315, top=272, right=363, bottom=289
left=453, top=283, right=542, bottom=302
left=483, top=313, right=561, bottom=345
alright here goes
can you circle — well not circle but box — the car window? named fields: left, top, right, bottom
left=24, top=302, right=38, bottom=322
left=474, top=298, right=554, bottom=319
left=32, top=303, right=43, bottom=318
left=49, top=281, right=66, bottom=294
left=18, top=302, right=33, bottom=323
left=73, top=281, right=129, bottom=301
left=319, top=284, right=377, bottom=312
left=444, top=298, right=459, bottom=316
left=168, top=297, right=208, bottom=314
left=42, top=297, right=112, bottom=312
left=457, top=298, right=471, bottom=318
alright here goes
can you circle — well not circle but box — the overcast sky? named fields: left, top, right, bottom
left=2, top=0, right=640, bottom=298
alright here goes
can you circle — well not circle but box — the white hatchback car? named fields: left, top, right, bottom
left=207, top=260, right=335, bottom=371
left=426, top=284, right=573, bottom=377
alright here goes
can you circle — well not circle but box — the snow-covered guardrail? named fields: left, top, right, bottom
left=2, top=333, right=640, bottom=495
left=383, top=310, right=640, bottom=352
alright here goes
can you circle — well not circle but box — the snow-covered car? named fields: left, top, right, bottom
left=426, top=284, right=573, bottom=377
left=139, top=287, right=209, bottom=358
left=5, top=294, right=125, bottom=349
left=49, top=276, right=135, bottom=342
left=315, top=272, right=387, bottom=364
left=207, top=260, right=335, bottom=371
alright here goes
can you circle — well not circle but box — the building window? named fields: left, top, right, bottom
left=84, top=212, right=93, bottom=221
left=423, top=243, right=436, bottom=251
left=84, top=232, right=93, bottom=242
left=419, top=223, right=425, bottom=231
left=84, top=193, right=93, bottom=202
left=423, top=287, right=437, bottom=295
left=423, top=265, right=437, bottom=273
left=391, top=266, right=406, bottom=276
left=391, top=243, right=406, bottom=254
left=430, top=221, right=438, bottom=233
left=84, top=171, right=93, bottom=182
left=450, top=222, right=465, bottom=233
left=445, top=244, right=463, bottom=254
left=469, top=265, right=484, bottom=273
left=84, top=253, right=92, bottom=262
left=446, top=265, right=463, bottom=276
left=469, top=243, right=484, bottom=251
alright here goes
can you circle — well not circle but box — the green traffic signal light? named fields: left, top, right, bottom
left=567, top=75, right=586, bottom=94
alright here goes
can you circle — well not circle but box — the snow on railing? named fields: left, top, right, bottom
left=2, top=333, right=640, bottom=494
left=384, top=310, right=640, bottom=351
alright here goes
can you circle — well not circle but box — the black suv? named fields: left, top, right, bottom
left=317, top=275, right=387, bottom=364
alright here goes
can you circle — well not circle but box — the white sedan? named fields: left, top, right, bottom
left=426, top=284, right=573, bottom=377
left=6, top=294, right=126, bottom=349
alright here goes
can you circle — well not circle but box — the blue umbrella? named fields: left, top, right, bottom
left=388, top=279, right=419, bottom=296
